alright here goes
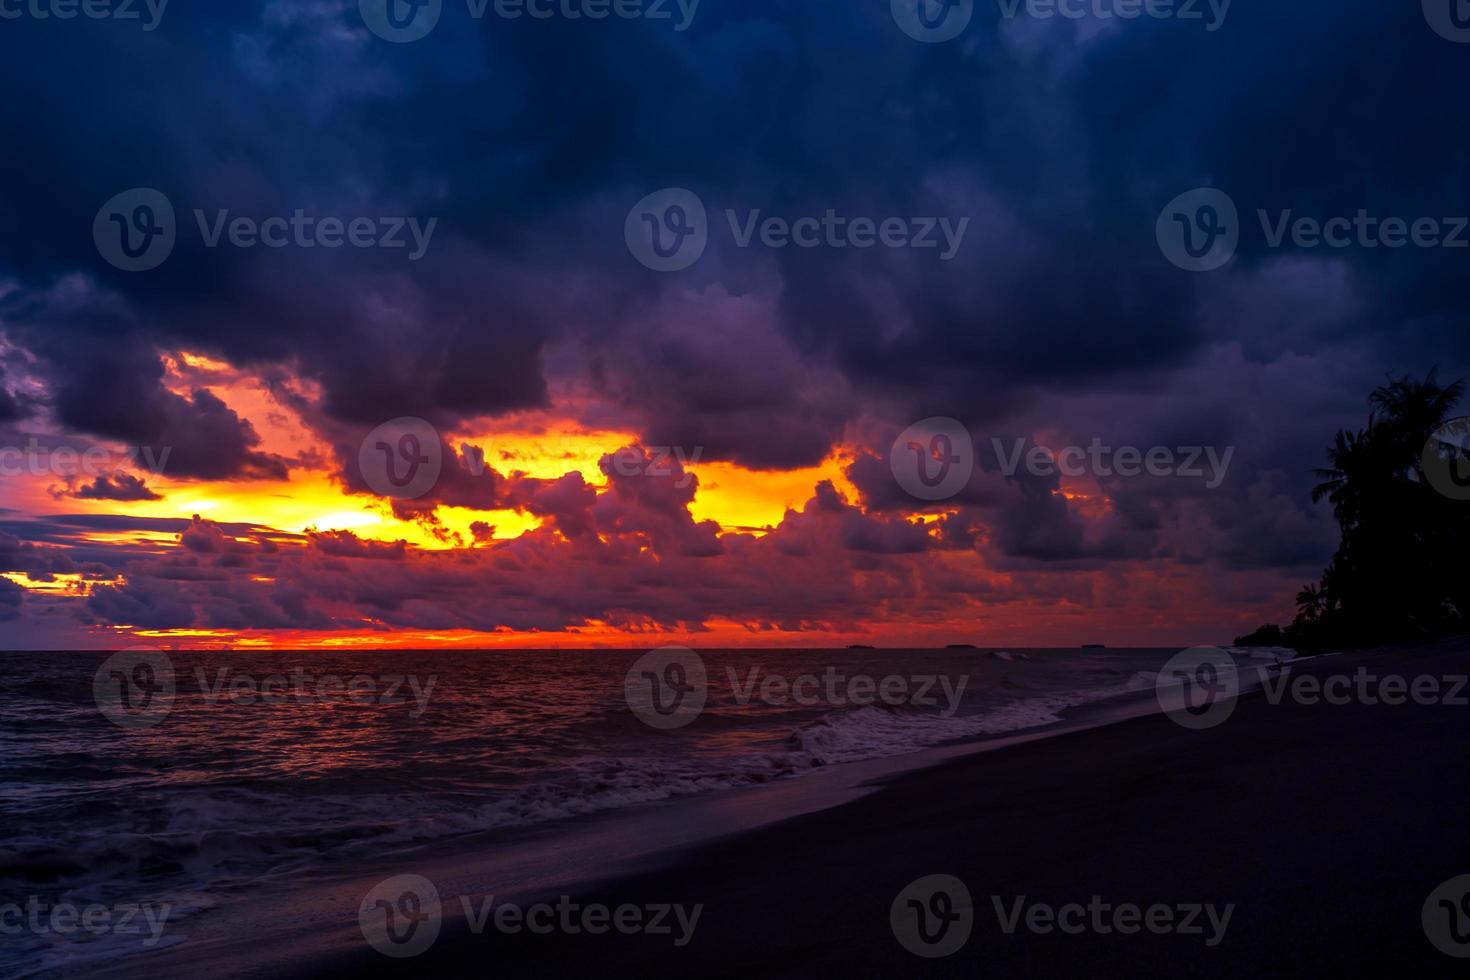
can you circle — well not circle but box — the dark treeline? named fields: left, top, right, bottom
left=1237, top=371, right=1470, bottom=652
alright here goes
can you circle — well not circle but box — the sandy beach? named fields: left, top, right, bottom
left=91, top=637, right=1468, bottom=979
left=340, top=639, right=1469, bottom=977
left=6, top=5, right=1469, bottom=978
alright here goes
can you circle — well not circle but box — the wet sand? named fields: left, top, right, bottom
left=310, top=637, right=1470, bottom=978
left=94, top=638, right=1470, bottom=978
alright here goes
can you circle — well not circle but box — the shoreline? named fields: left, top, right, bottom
left=321, top=636, right=1470, bottom=977
left=85, top=663, right=1174, bottom=979
left=69, top=638, right=1470, bottom=977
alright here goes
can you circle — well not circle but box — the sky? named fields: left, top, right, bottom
left=0, top=0, right=1467, bottom=649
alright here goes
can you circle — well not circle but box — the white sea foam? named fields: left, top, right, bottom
left=0, top=646, right=1201, bottom=978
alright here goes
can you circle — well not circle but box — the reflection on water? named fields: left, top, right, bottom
left=0, top=646, right=1186, bottom=950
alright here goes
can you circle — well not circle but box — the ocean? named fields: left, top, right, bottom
left=0, top=645, right=1282, bottom=974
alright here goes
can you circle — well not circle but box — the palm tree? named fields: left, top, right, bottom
left=1311, top=425, right=1380, bottom=529
left=1368, top=368, right=1465, bottom=477
left=1295, top=584, right=1324, bottom=622
left=1297, top=370, right=1467, bottom=647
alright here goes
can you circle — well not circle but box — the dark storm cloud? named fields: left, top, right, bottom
left=0, top=575, right=23, bottom=621
left=0, top=371, right=20, bottom=423
left=45, top=344, right=289, bottom=480
left=0, top=0, right=1463, bottom=582
left=69, top=473, right=162, bottom=501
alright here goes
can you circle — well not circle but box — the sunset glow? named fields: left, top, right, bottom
left=0, top=338, right=1313, bottom=649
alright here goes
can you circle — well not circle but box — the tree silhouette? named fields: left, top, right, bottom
left=1295, top=584, right=1324, bottom=623
left=1240, top=370, right=1467, bottom=650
